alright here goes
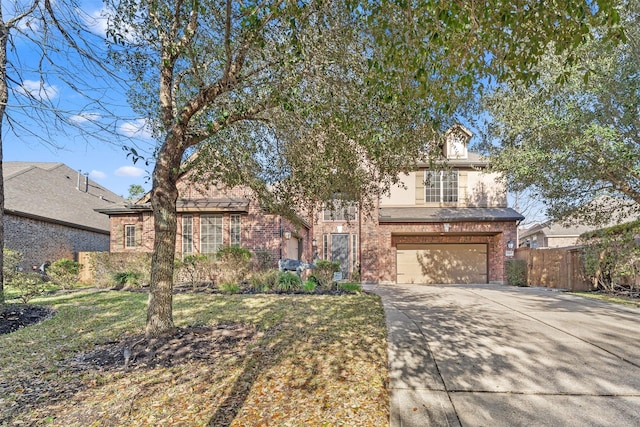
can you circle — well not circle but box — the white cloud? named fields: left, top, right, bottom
left=16, top=17, right=40, bottom=32
left=115, top=166, right=145, bottom=177
left=83, top=6, right=110, bottom=37
left=19, top=80, right=59, bottom=100
left=119, top=118, right=153, bottom=139
left=69, top=113, right=101, bottom=124
left=83, top=5, right=139, bottom=42
left=90, top=170, right=107, bottom=180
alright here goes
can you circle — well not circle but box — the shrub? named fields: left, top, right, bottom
left=219, top=283, right=241, bottom=294
left=47, top=259, right=82, bottom=290
left=313, top=260, right=341, bottom=289
left=249, top=269, right=279, bottom=292
left=3, top=248, right=24, bottom=284
left=217, top=246, right=252, bottom=284
left=175, top=254, right=208, bottom=285
left=9, top=272, right=45, bottom=303
left=579, top=220, right=640, bottom=292
left=251, top=249, right=274, bottom=272
left=302, top=279, right=317, bottom=293
left=88, top=252, right=151, bottom=288
left=112, top=271, right=142, bottom=289
left=277, top=271, right=302, bottom=291
left=351, top=264, right=361, bottom=283
left=505, top=259, right=528, bottom=287
left=338, top=282, right=362, bottom=293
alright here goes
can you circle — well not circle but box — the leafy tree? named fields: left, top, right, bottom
left=478, top=1, right=638, bottom=225
left=106, top=0, right=624, bottom=336
left=127, top=184, right=146, bottom=200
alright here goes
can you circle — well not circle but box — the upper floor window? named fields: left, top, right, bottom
left=323, top=202, right=357, bottom=221
left=125, top=224, right=136, bottom=248
left=425, top=170, right=458, bottom=203
left=182, top=215, right=193, bottom=254
left=230, top=214, right=241, bottom=246
left=201, top=214, right=223, bottom=254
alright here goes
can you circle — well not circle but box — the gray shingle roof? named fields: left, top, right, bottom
left=379, top=206, right=524, bottom=223
left=416, top=151, right=488, bottom=168
left=4, top=162, right=126, bottom=233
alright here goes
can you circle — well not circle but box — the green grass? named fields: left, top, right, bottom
left=570, top=291, right=640, bottom=308
left=0, top=289, right=388, bottom=426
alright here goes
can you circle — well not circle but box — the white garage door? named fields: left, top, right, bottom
left=396, top=243, right=488, bottom=284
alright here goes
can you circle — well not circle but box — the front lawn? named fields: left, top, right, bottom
left=570, top=291, right=640, bottom=308
left=0, top=290, right=388, bottom=426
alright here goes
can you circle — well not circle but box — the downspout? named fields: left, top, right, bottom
left=358, top=197, right=362, bottom=282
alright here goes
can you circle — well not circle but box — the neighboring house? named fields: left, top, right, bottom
left=519, top=221, right=599, bottom=249
left=518, top=197, right=639, bottom=249
left=3, top=162, right=125, bottom=269
left=99, top=124, right=523, bottom=284
left=96, top=179, right=312, bottom=266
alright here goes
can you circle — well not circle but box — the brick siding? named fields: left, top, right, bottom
left=108, top=184, right=311, bottom=268
left=5, top=213, right=110, bottom=269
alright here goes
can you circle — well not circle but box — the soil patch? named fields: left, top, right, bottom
left=0, top=304, right=55, bottom=335
left=67, top=323, right=258, bottom=371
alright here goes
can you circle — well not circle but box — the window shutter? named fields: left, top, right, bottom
left=415, top=171, right=425, bottom=204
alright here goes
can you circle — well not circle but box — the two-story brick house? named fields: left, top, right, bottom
left=312, top=125, right=523, bottom=284
left=101, top=125, right=522, bottom=284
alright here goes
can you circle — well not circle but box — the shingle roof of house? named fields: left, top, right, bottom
left=379, top=207, right=524, bottom=223
left=4, top=162, right=125, bottom=233
left=519, top=221, right=595, bottom=239
left=415, top=151, right=488, bottom=169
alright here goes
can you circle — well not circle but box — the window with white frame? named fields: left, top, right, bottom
left=230, top=214, right=241, bottom=246
left=323, top=201, right=357, bottom=221
left=182, top=215, right=193, bottom=254
left=201, top=214, right=223, bottom=254
left=425, top=170, right=458, bottom=203
left=125, top=224, right=136, bottom=248
left=351, top=234, right=358, bottom=271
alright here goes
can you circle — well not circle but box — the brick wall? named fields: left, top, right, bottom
left=5, top=213, right=110, bottom=269
left=108, top=183, right=312, bottom=268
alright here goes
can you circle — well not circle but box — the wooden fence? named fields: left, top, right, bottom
left=514, top=247, right=592, bottom=291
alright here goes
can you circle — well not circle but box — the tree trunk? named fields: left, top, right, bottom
left=0, top=21, right=8, bottom=305
left=145, top=135, right=184, bottom=336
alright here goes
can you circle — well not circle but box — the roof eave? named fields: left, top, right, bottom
left=6, top=209, right=110, bottom=234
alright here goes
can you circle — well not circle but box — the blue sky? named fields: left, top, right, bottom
left=3, top=0, right=154, bottom=198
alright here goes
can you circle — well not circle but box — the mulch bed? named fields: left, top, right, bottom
left=67, top=323, right=257, bottom=371
left=0, top=305, right=55, bottom=335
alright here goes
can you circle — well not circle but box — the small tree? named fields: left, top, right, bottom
left=3, top=248, right=23, bottom=286
left=47, top=258, right=82, bottom=290
left=127, top=184, right=146, bottom=201
left=10, top=272, right=45, bottom=304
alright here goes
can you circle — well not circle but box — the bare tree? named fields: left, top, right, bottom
left=0, top=0, right=135, bottom=304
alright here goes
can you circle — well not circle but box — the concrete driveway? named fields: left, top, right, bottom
left=367, top=283, right=640, bottom=426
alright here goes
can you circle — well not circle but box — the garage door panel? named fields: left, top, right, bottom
left=397, top=244, right=487, bottom=284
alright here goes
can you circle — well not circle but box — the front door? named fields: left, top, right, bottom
left=331, top=234, right=349, bottom=278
